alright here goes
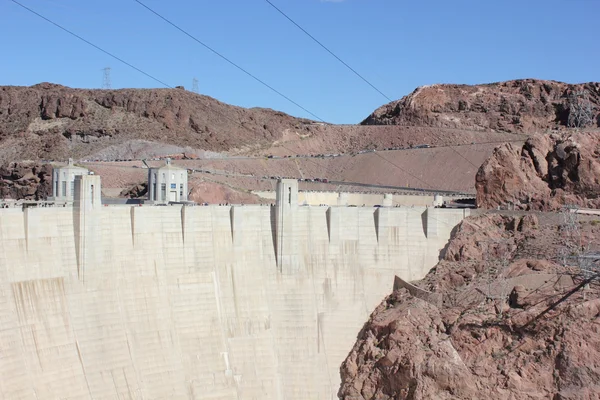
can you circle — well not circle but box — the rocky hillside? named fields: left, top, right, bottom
left=3, top=80, right=598, bottom=202
left=476, top=132, right=600, bottom=210
left=362, top=79, right=600, bottom=133
left=0, top=162, right=52, bottom=200
left=0, top=83, right=310, bottom=162
left=4, top=79, right=597, bottom=165
left=339, top=212, right=600, bottom=399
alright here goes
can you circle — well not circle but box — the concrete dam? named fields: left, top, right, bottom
left=0, top=177, right=468, bottom=399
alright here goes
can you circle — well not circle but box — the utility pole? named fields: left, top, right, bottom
left=102, top=67, right=112, bottom=89
left=192, top=77, right=199, bottom=94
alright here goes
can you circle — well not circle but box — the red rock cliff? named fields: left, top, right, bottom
left=362, top=79, right=600, bottom=133
left=339, top=213, right=600, bottom=399
left=476, top=132, right=600, bottom=210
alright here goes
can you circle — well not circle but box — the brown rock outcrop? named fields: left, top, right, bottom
left=339, top=214, right=600, bottom=400
left=362, top=79, right=600, bottom=133
left=119, top=182, right=148, bottom=199
left=0, top=162, right=52, bottom=200
left=3, top=80, right=599, bottom=202
left=476, top=132, right=600, bottom=210
left=340, top=293, right=478, bottom=400
left=2, top=79, right=598, bottom=164
left=0, top=83, right=311, bottom=161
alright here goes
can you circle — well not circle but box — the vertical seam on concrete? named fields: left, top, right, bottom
left=130, top=207, right=135, bottom=247
left=374, top=208, right=380, bottom=244
left=311, top=273, right=334, bottom=394
left=229, top=206, right=234, bottom=245
left=278, top=201, right=283, bottom=272
left=270, top=205, right=278, bottom=267
left=326, top=207, right=332, bottom=243
left=75, top=340, right=94, bottom=398
left=181, top=205, right=185, bottom=244
left=23, top=208, right=28, bottom=253
left=208, top=207, right=238, bottom=398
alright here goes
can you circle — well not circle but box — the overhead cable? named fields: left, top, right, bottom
left=133, top=0, right=326, bottom=122
left=373, top=152, right=434, bottom=189
left=263, top=0, right=393, bottom=102
left=447, top=146, right=485, bottom=169
left=9, top=0, right=171, bottom=89
left=9, top=0, right=271, bottom=139
left=10, top=0, right=520, bottom=204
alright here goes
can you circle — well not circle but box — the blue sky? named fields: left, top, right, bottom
left=1, top=0, right=598, bottom=123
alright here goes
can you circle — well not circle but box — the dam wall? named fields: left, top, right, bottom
left=0, top=177, right=468, bottom=399
left=254, top=190, right=463, bottom=207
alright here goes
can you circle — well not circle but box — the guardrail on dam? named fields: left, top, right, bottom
left=0, top=176, right=469, bottom=399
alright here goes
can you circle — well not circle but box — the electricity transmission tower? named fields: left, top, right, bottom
left=559, top=205, right=585, bottom=266
left=560, top=205, right=600, bottom=278
left=567, top=90, right=594, bottom=128
left=561, top=205, right=580, bottom=253
left=519, top=206, right=599, bottom=330
left=481, top=238, right=512, bottom=317
left=102, top=67, right=112, bottom=89
left=192, top=78, right=199, bottom=94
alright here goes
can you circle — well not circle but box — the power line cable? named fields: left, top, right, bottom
left=276, top=147, right=449, bottom=193
left=133, top=0, right=325, bottom=122
left=274, top=145, right=471, bottom=229
left=443, top=137, right=528, bottom=170
left=9, top=0, right=172, bottom=89
left=11, top=0, right=521, bottom=201
left=11, top=0, right=325, bottom=131
left=373, top=152, right=434, bottom=189
left=86, top=136, right=519, bottom=196
left=262, top=0, right=393, bottom=102
left=10, top=0, right=524, bottom=180
left=9, top=0, right=280, bottom=145
left=447, top=145, right=484, bottom=170
left=12, top=0, right=518, bottom=214
left=356, top=138, right=526, bottom=193
left=12, top=0, right=526, bottom=158
left=9, top=0, right=528, bottom=161
left=82, top=147, right=474, bottom=228
left=9, top=0, right=273, bottom=164
left=69, top=157, right=470, bottom=229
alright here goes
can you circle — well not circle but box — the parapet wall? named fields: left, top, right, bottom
left=0, top=201, right=468, bottom=399
left=254, top=190, right=467, bottom=207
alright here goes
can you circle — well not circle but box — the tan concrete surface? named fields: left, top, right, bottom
left=0, top=180, right=468, bottom=399
left=254, top=190, right=464, bottom=207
